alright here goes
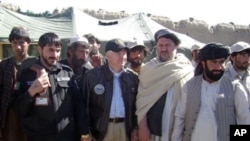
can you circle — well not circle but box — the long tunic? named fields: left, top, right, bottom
left=172, top=77, right=250, bottom=141
left=224, top=64, right=250, bottom=110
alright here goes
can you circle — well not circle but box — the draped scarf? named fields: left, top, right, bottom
left=136, top=54, right=193, bottom=123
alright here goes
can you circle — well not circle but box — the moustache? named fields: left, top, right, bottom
left=243, top=62, right=250, bottom=65
left=48, top=57, right=57, bottom=60
left=212, top=70, right=223, bottom=73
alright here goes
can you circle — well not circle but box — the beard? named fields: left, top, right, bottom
left=204, top=63, right=224, bottom=81
left=40, top=55, right=57, bottom=68
left=72, top=55, right=86, bottom=71
left=72, top=56, right=86, bottom=67
left=129, top=58, right=143, bottom=67
left=235, top=60, right=249, bottom=71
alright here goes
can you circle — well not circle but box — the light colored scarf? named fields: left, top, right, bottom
left=136, top=54, right=193, bottom=122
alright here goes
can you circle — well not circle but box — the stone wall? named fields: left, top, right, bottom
left=172, top=19, right=250, bottom=45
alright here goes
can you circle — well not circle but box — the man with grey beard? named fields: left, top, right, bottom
left=224, top=41, right=250, bottom=110
left=60, top=36, right=93, bottom=81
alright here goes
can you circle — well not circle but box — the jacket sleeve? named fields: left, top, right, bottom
left=70, top=76, right=89, bottom=136
left=13, top=71, right=36, bottom=117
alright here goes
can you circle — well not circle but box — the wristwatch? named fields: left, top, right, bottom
left=81, top=134, right=90, bottom=139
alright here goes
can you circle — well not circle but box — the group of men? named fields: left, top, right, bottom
left=0, top=26, right=250, bottom=141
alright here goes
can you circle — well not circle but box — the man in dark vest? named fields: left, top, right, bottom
left=136, top=29, right=193, bottom=141
left=172, top=43, right=250, bottom=141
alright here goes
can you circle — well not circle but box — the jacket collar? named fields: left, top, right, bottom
left=104, top=63, right=126, bottom=81
left=37, top=58, right=62, bottom=73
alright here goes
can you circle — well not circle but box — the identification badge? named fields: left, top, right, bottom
left=35, top=97, right=49, bottom=106
left=94, top=84, right=105, bottom=95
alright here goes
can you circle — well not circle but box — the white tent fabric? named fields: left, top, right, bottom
left=0, top=6, right=204, bottom=49
left=73, top=8, right=152, bottom=42
left=72, top=7, right=204, bottom=49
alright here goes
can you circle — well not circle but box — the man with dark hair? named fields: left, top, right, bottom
left=60, top=36, right=93, bottom=78
left=14, top=32, right=88, bottom=141
left=126, top=40, right=149, bottom=74
left=224, top=41, right=250, bottom=110
left=22, top=36, right=93, bottom=87
left=84, top=34, right=106, bottom=68
left=0, top=26, right=31, bottom=141
left=82, top=38, right=139, bottom=141
left=136, top=29, right=193, bottom=141
left=172, top=43, right=250, bottom=141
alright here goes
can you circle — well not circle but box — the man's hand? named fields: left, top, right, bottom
left=28, top=73, right=50, bottom=97
left=138, top=117, right=151, bottom=141
left=131, top=128, right=139, bottom=141
left=90, top=54, right=102, bottom=67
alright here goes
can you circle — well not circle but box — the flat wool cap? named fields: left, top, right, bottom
left=154, top=29, right=180, bottom=46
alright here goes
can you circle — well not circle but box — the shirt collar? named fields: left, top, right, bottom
left=108, top=65, right=125, bottom=77
left=228, top=63, right=247, bottom=80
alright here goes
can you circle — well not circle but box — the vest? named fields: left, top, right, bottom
left=183, top=75, right=236, bottom=141
left=147, top=92, right=167, bottom=136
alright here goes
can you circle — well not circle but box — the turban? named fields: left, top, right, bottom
left=198, top=42, right=230, bottom=61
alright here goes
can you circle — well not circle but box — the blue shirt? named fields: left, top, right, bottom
left=109, top=66, right=126, bottom=118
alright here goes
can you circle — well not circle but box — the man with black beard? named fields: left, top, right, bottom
left=14, top=32, right=88, bottom=141
left=126, top=41, right=149, bottom=74
left=172, top=43, right=250, bottom=141
left=224, top=41, right=250, bottom=110
left=22, top=36, right=93, bottom=83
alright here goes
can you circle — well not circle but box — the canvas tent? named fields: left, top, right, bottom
left=71, top=7, right=204, bottom=47
left=0, top=6, right=74, bottom=41
left=0, top=6, right=75, bottom=59
left=0, top=6, right=204, bottom=60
